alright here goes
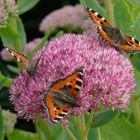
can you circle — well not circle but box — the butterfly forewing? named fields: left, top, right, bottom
left=7, top=48, right=29, bottom=64
left=43, top=67, right=84, bottom=123
left=87, top=7, right=111, bottom=27
left=50, top=67, right=83, bottom=95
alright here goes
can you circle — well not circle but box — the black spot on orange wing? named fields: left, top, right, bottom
left=87, top=7, right=111, bottom=27
left=49, top=67, right=84, bottom=96
left=98, top=26, right=114, bottom=44
left=43, top=94, right=70, bottom=123
left=43, top=67, right=84, bottom=123
left=119, top=44, right=140, bottom=53
left=76, top=80, right=82, bottom=87
left=124, top=35, right=140, bottom=48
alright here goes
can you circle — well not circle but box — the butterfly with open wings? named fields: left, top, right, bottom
left=42, top=67, right=84, bottom=123
left=87, top=7, right=140, bottom=53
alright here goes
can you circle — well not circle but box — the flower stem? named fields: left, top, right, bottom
left=64, top=126, right=77, bottom=140
left=75, top=115, right=88, bottom=140
left=85, top=112, right=94, bottom=136
left=104, top=0, right=115, bottom=26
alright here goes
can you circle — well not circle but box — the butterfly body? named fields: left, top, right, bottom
left=87, top=7, right=140, bottom=53
left=43, top=67, right=84, bottom=123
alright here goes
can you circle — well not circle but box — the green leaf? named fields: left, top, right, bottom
left=35, top=116, right=63, bottom=140
left=81, top=0, right=106, bottom=17
left=132, top=4, right=140, bottom=20
left=0, top=72, right=12, bottom=88
left=131, top=54, right=140, bottom=71
left=0, top=17, right=19, bottom=49
left=8, top=129, right=37, bottom=140
left=7, top=65, right=19, bottom=74
left=52, top=125, right=63, bottom=140
left=0, top=17, right=26, bottom=51
left=18, top=0, right=40, bottom=15
left=35, top=117, right=53, bottom=140
left=131, top=12, right=140, bottom=39
left=0, top=76, right=10, bottom=89
left=113, top=0, right=133, bottom=34
left=15, top=17, right=26, bottom=50
left=0, top=106, right=4, bottom=140
left=131, top=68, right=140, bottom=99
left=92, top=109, right=119, bottom=127
left=100, top=116, right=140, bottom=140
left=79, top=0, right=86, bottom=6
left=88, top=128, right=101, bottom=140
left=127, top=0, right=140, bottom=5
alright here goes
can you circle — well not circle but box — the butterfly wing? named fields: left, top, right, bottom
left=7, top=48, right=46, bottom=76
left=87, top=7, right=111, bottom=27
left=123, top=35, right=140, bottom=53
left=87, top=7, right=119, bottom=45
left=43, top=67, right=83, bottom=123
left=7, top=48, right=29, bottom=65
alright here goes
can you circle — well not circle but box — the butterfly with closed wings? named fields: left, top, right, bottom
left=7, top=48, right=45, bottom=76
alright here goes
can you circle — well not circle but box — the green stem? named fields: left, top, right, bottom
left=85, top=112, right=94, bottom=136
left=73, top=116, right=82, bottom=135
left=64, top=126, right=77, bottom=140
left=104, top=0, right=115, bottom=26
left=28, top=28, right=55, bottom=59
left=76, top=115, right=88, bottom=140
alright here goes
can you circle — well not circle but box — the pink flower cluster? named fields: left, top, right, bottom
left=0, top=0, right=18, bottom=27
left=39, top=4, right=87, bottom=33
left=9, top=32, right=136, bottom=121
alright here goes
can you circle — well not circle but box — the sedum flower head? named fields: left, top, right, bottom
left=82, top=18, right=98, bottom=35
left=0, top=0, right=18, bottom=28
left=9, top=32, right=136, bottom=121
left=39, top=4, right=87, bottom=33
left=2, top=110, right=17, bottom=135
left=0, top=48, right=14, bottom=61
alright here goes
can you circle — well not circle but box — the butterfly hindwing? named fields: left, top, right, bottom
left=124, top=35, right=140, bottom=52
left=43, top=67, right=84, bottom=123
left=45, top=94, right=70, bottom=123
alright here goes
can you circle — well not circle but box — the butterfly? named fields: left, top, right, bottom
left=87, top=7, right=140, bottom=53
left=7, top=48, right=43, bottom=76
left=42, top=67, right=84, bottom=123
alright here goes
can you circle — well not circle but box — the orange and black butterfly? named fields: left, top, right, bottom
left=87, top=7, right=140, bottom=53
left=43, top=67, right=84, bottom=123
left=7, top=48, right=43, bottom=76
